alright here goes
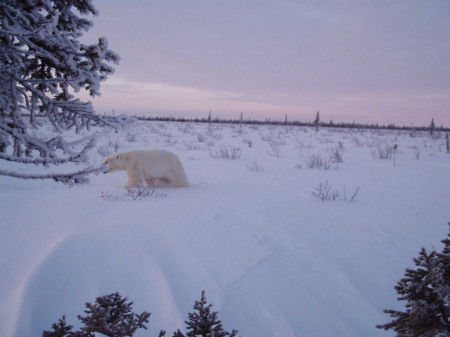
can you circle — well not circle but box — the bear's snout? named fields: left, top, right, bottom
left=102, top=163, right=110, bottom=174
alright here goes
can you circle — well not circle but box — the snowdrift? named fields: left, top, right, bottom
left=1, top=121, right=449, bottom=337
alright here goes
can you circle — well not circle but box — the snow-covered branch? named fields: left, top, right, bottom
left=0, top=133, right=96, bottom=166
left=0, top=165, right=105, bottom=186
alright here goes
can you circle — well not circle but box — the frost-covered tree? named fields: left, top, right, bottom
left=173, top=291, right=238, bottom=337
left=0, top=0, right=131, bottom=185
left=377, top=224, right=450, bottom=336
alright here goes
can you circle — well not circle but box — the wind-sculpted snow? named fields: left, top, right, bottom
left=1, top=121, right=450, bottom=337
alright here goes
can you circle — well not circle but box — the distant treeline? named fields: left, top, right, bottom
left=133, top=114, right=450, bottom=133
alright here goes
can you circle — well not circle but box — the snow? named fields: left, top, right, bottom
left=1, top=120, right=449, bottom=337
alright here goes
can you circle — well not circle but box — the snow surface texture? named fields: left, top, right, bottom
left=1, top=120, right=449, bottom=337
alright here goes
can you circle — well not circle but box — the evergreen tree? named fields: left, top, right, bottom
left=313, top=110, right=320, bottom=132
left=77, top=292, right=152, bottom=337
left=430, top=118, right=436, bottom=136
left=0, top=0, right=130, bottom=185
left=42, top=292, right=164, bottom=337
left=173, top=291, right=238, bottom=337
left=41, top=316, right=74, bottom=337
left=377, top=224, right=450, bottom=336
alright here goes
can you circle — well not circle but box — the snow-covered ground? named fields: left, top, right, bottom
left=1, top=120, right=449, bottom=337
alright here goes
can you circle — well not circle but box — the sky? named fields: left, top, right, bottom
left=80, top=0, right=450, bottom=126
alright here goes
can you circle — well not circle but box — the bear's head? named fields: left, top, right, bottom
left=102, top=153, right=126, bottom=173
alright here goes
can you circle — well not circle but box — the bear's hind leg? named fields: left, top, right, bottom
left=159, top=177, right=171, bottom=186
left=145, top=178, right=157, bottom=187
left=170, top=160, right=189, bottom=187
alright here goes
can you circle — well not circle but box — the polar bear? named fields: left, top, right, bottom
left=102, top=149, right=189, bottom=188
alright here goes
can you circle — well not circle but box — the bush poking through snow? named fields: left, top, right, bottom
left=371, top=142, right=395, bottom=160
left=446, top=133, right=450, bottom=153
left=267, top=141, right=281, bottom=158
left=246, top=160, right=265, bottom=172
left=305, top=154, right=338, bottom=170
left=101, top=188, right=167, bottom=201
left=125, top=131, right=138, bottom=142
left=184, top=141, right=200, bottom=151
left=329, top=146, right=344, bottom=163
left=197, top=133, right=206, bottom=143
left=209, top=146, right=242, bottom=160
left=312, top=181, right=360, bottom=203
left=312, top=181, right=340, bottom=202
left=377, top=223, right=450, bottom=336
left=343, top=186, right=360, bottom=203
left=412, top=146, right=421, bottom=160
left=243, top=138, right=253, bottom=147
left=97, top=145, right=113, bottom=158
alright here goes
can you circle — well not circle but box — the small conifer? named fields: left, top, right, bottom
left=77, top=292, right=151, bottom=337
left=377, top=224, right=450, bottom=336
left=42, top=292, right=159, bottom=337
left=173, top=291, right=238, bottom=337
left=41, top=316, right=73, bottom=337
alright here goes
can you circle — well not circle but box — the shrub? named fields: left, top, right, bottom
left=125, top=130, right=138, bottom=142
left=242, top=138, right=252, bottom=147
left=184, top=141, right=200, bottom=151
left=266, top=141, right=281, bottom=158
left=209, top=146, right=242, bottom=160
left=371, top=142, right=394, bottom=160
left=97, top=145, right=113, bottom=158
left=312, top=181, right=360, bottom=203
left=305, top=154, right=337, bottom=170
left=412, top=146, right=421, bottom=160
left=101, top=188, right=167, bottom=201
left=312, top=181, right=340, bottom=202
left=197, top=133, right=206, bottom=143
left=328, top=146, right=344, bottom=163
left=246, top=160, right=264, bottom=172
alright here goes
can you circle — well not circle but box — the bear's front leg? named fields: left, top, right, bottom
left=125, top=171, right=144, bottom=188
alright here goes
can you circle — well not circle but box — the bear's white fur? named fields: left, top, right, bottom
left=103, top=149, right=189, bottom=188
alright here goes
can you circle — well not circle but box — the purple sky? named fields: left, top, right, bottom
left=82, top=0, right=450, bottom=126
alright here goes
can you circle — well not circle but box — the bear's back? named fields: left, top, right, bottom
left=127, top=149, right=176, bottom=160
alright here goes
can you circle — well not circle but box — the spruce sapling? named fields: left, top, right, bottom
left=41, top=316, right=73, bottom=337
left=377, top=223, right=450, bottom=336
left=173, top=291, right=239, bottom=337
left=78, top=292, right=151, bottom=337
